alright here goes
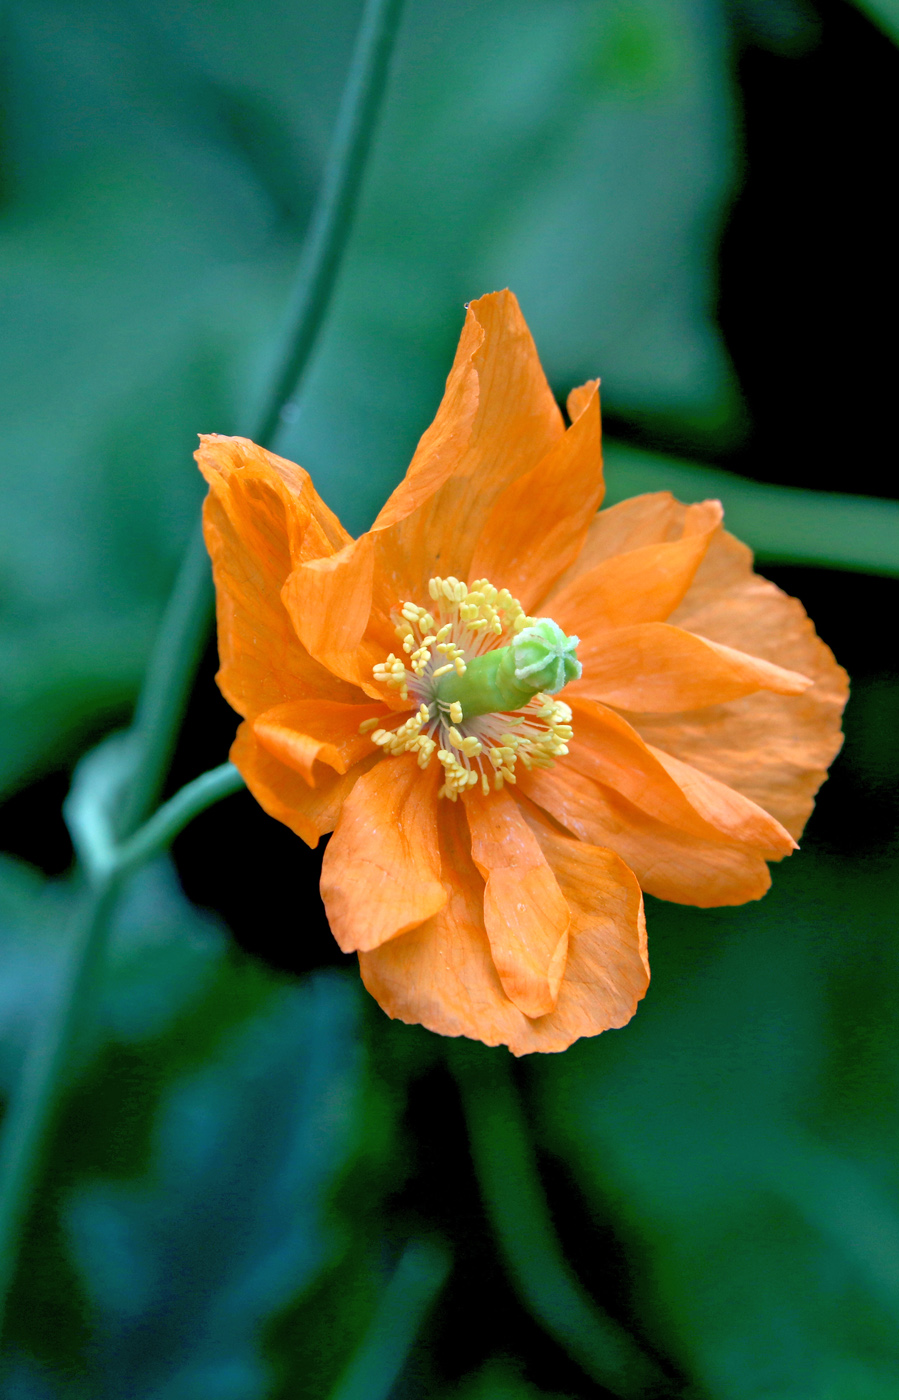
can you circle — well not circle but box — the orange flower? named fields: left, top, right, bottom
left=196, top=290, right=847, bottom=1055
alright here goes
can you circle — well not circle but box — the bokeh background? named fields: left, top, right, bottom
left=2, top=0, right=898, bottom=1395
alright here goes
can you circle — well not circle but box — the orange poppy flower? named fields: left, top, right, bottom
left=196, top=290, right=847, bottom=1055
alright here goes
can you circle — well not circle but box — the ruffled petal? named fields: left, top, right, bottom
left=286, top=290, right=565, bottom=681
left=547, top=490, right=690, bottom=597
left=469, top=380, right=604, bottom=612
left=646, top=744, right=795, bottom=858
left=465, top=786, right=570, bottom=1018
left=230, top=722, right=374, bottom=848
left=566, top=698, right=776, bottom=847
left=197, top=435, right=358, bottom=717
left=519, top=804, right=649, bottom=1034
left=568, top=621, right=811, bottom=712
left=519, top=763, right=772, bottom=907
left=635, top=530, right=848, bottom=838
left=252, top=700, right=388, bottom=786
left=359, top=797, right=648, bottom=1054
left=358, top=799, right=523, bottom=1046
left=320, top=754, right=446, bottom=953
left=549, top=500, right=722, bottom=633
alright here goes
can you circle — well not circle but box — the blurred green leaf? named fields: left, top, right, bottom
left=0, top=856, right=225, bottom=1088
left=289, top=0, right=742, bottom=535
left=1, top=0, right=743, bottom=793
left=447, top=1359, right=575, bottom=1400
left=1, top=853, right=384, bottom=1398
left=850, top=0, right=899, bottom=45
left=534, top=759, right=899, bottom=1398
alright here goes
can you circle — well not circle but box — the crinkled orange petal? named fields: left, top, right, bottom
left=548, top=500, right=722, bottom=632
left=519, top=763, right=772, bottom=906
left=635, top=529, right=848, bottom=840
left=252, top=699, right=389, bottom=786
left=566, top=698, right=773, bottom=846
left=196, top=435, right=358, bottom=717
left=320, top=753, right=446, bottom=953
left=646, top=744, right=795, bottom=857
left=465, top=786, right=569, bottom=1018
left=286, top=290, right=565, bottom=681
left=566, top=379, right=600, bottom=423
left=469, top=381, right=604, bottom=612
left=359, top=797, right=647, bottom=1054
left=281, top=534, right=377, bottom=692
left=547, top=490, right=689, bottom=598
left=518, top=802, right=650, bottom=1028
left=358, top=799, right=523, bottom=1046
left=230, top=722, right=375, bottom=848
left=568, top=621, right=811, bottom=712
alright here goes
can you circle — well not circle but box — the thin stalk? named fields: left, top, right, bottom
left=0, top=0, right=405, bottom=1334
left=115, top=764, right=245, bottom=877
left=251, top=0, right=406, bottom=446
left=449, top=1044, right=672, bottom=1398
left=0, top=878, right=122, bottom=1314
left=328, top=1240, right=451, bottom=1400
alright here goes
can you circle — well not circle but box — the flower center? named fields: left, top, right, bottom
left=362, top=576, right=581, bottom=800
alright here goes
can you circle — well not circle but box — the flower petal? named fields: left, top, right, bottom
left=549, top=500, right=722, bottom=632
left=468, top=381, right=604, bottom=612
left=569, top=621, right=811, bottom=712
left=286, top=291, right=565, bottom=681
left=359, top=797, right=647, bottom=1054
left=547, top=490, right=689, bottom=597
left=519, top=804, right=650, bottom=1033
left=646, top=744, right=795, bottom=857
left=566, top=698, right=772, bottom=844
left=358, top=799, right=521, bottom=1045
left=635, top=529, right=849, bottom=839
left=197, top=434, right=358, bottom=717
left=520, top=763, right=772, bottom=906
left=465, top=786, right=569, bottom=1018
left=230, top=722, right=374, bottom=848
left=252, top=700, right=388, bottom=786
left=320, top=754, right=446, bottom=953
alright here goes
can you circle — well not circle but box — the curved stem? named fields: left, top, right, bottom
left=0, top=878, right=123, bottom=1317
left=251, top=0, right=406, bottom=445
left=448, top=1044, right=671, bottom=1399
left=116, top=522, right=214, bottom=838
left=328, top=1239, right=451, bottom=1400
left=0, top=0, right=405, bottom=1336
left=115, top=763, right=245, bottom=877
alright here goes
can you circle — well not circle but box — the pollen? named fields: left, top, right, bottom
left=366, top=575, right=579, bottom=799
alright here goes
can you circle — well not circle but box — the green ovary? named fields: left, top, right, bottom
left=435, top=618, right=581, bottom=718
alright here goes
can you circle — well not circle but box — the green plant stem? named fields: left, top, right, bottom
left=449, top=1045, right=671, bottom=1399
left=0, top=0, right=405, bottom=1336
left=251, top=0, right=406, bottom=446
left=0, top=878, right=122, bottom=1316
left=328, top=1240, right=451, bottom=1400
left=115, top=763, right=245, bottom=877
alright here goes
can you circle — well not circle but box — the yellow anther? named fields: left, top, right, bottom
left=432, top=663, right=454, bottom=678
left=448, top=701, right=463, bottom=724
left=358, top=716, right=381, bottom=734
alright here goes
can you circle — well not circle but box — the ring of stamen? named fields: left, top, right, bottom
left=362, top=576, right=579, bottom=800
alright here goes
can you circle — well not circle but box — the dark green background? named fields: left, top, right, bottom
left=1, top=0, right=898, bottom=1395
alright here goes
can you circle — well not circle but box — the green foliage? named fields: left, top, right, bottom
left=2, top=0, right=898, bottom=1396
left=0, top=0, right=739, bottom=793
left=533, top=762, right=899, bottom=1396
left=0, top=854, right=400, bottom=1399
